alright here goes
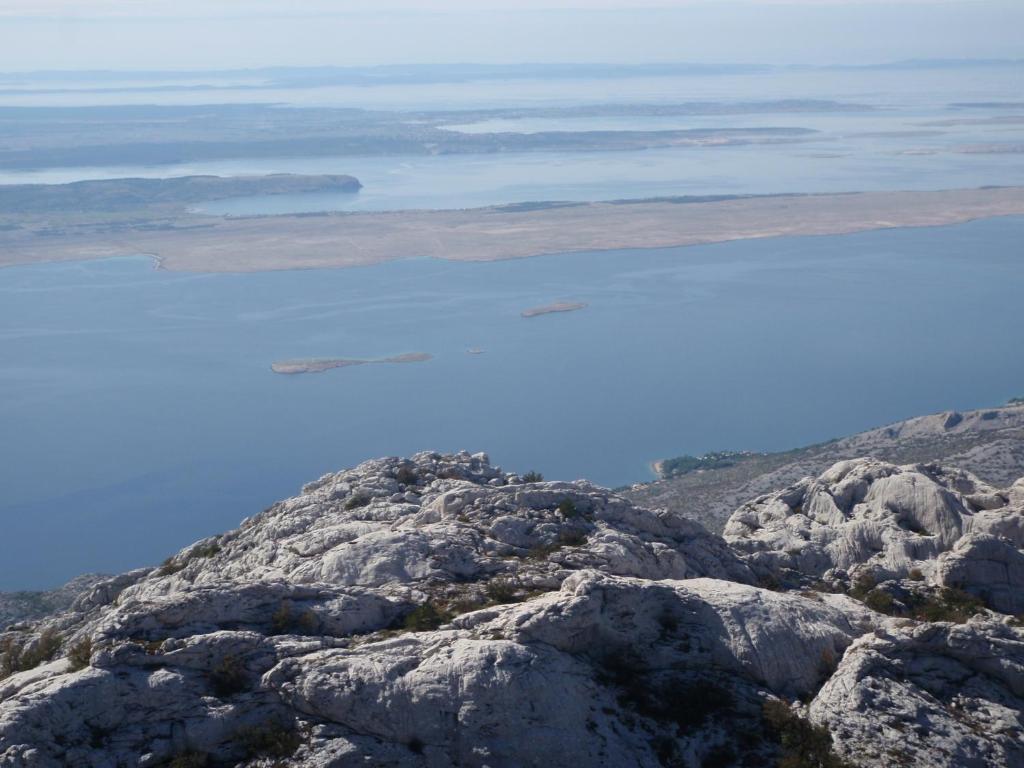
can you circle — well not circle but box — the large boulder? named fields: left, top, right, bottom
left=723, top=458, right=1024, bottom=608
left=937, top=534, right=1024, bottom=614
left=811, top=619, right=1024, bottom=768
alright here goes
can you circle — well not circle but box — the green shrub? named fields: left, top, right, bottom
left=157, top=557, right=187, bottom=576
left=597, top=650, right=733, bottom=734
left=848, top=572, right=877, bottom=600
left=912, top=588, right=984, bottom=623
left=558, top=529, right=588, bottom=546
left=526, top=542, right=562, bottom=560
left=625, top=676, right=733, bottom=732
left=270, top=602, right=319, bottom=635
left=863, top=589, right=895, bottom=614
left=27, top=629, right=62, bottom=668
left=484, top=578, right=521, bottom=605
left=67, top=637, right=94, bottom=672
left=237, top=719, right=302, bottom=759
left=1, top=629, right=62, bottom=680
left=762, top=699, right=853, bottom=768
left=403, top=603, right=450, bottom=632
left=167, top=752, right=209, bottom=768
left=395, top=466, right=419, bottom=486
left=556, top=499, right=578, bottom=518
left=208, top=654, right=249, bottom=698
left=521, top=471, right=544, bottom=483
left=345, top=493, right=371, bottom=510
left=157, top=540, right=221, bottom=576
left=0, top=639, right=23, bottom=680
left=190, top=541, right=221, bottom=559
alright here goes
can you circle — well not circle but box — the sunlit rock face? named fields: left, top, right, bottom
left=724, top=458, right=1024, bottom=600
left=1, top=452, right=1021, bottom=767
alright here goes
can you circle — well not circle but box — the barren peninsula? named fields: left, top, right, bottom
left=2, top=186, right=1024, bottom=273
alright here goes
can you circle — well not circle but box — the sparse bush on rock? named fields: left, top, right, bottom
left=402, top=602, right=450, bottom=632
left=208, top=654, right=249, bottom=698
left=762, top=699, right=854, bottom=768
left=0, top=628, right=61, bottom=679
left=66, top=636, right=93, bottom=672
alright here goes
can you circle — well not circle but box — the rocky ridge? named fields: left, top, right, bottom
left=627, top=403, right=1024, bottom=533
left=1, top=451, right=1022, bottom=767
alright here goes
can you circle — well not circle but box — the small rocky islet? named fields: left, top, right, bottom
left=520, top=301, right=587, bottom=318
left=1, top=444, right=1023, bottom=766
left=270, top=353, right=433, bottom=375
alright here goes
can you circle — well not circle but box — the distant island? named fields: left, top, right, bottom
left=521, top=302, right=588, bottom=318
left=271, top=352, right=432, bottom=375
left=0, top=174, right=362, bottom=215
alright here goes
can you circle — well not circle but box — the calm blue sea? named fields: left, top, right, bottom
left=1, top=217, right=1023, bottom=589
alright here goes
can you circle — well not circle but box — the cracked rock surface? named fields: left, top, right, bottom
left=1, top=451, right=1022, bottom=767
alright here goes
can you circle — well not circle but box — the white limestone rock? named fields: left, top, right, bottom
left=724, top=458, right=1024, bottom=610
left=811, top=619, right=1024, bottom=767
left=2, top=451, right=1022, bottom=767
left=937, top=534, right=1024, bottom=614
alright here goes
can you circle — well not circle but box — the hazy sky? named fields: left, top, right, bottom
left=0, top=0, right=1021, bottom=71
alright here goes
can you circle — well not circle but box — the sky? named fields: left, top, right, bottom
left=0, top=0, right=1020, bottom=71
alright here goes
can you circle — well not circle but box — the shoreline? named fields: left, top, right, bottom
left=2, top=187, right=1024, bottom=274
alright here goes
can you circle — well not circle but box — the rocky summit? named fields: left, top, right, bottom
left=1, top=451, right=1022, bottom=767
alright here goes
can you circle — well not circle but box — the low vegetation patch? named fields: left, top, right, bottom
left=848, top=573, right=984, bottom=623
left=270, top=602, right=319, bottom=635
left=484, top=577, right=521, bottom=605
left=557, top=499, right=579, bottom=518
left=762, top=699, right=854, bottom=768
left=190, top=541, right=222, bottom=559
left=237, top=718, right=303, bottom=760
left=157, top=557, right=187, bottom=576
left=559, top=528, right=588, bottom=546
left=526, top=542, right=562, bottom=560
left=157, top=540, right=221, bottom=576
left=0, top=628, right=62, bottom=680
left=344, top=493, right=372, bottom=510
left=403, top=602, right=451, bottom=632
left=910, top=588, right=985, bottom=623
left=394, top=465, right=419, bottom=486
left=208, top=654, right=250, bottom=698
left=165, top=752, right=209, bottom=768
left=658, top=451, right=755, bottom=478
left=521, top=471, right=544, bottom=483
left=67, top=636, right=94, bottom=672
left=598, top=650, right=733, bottom=733
left=862, top=588, right=895, bottom=614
